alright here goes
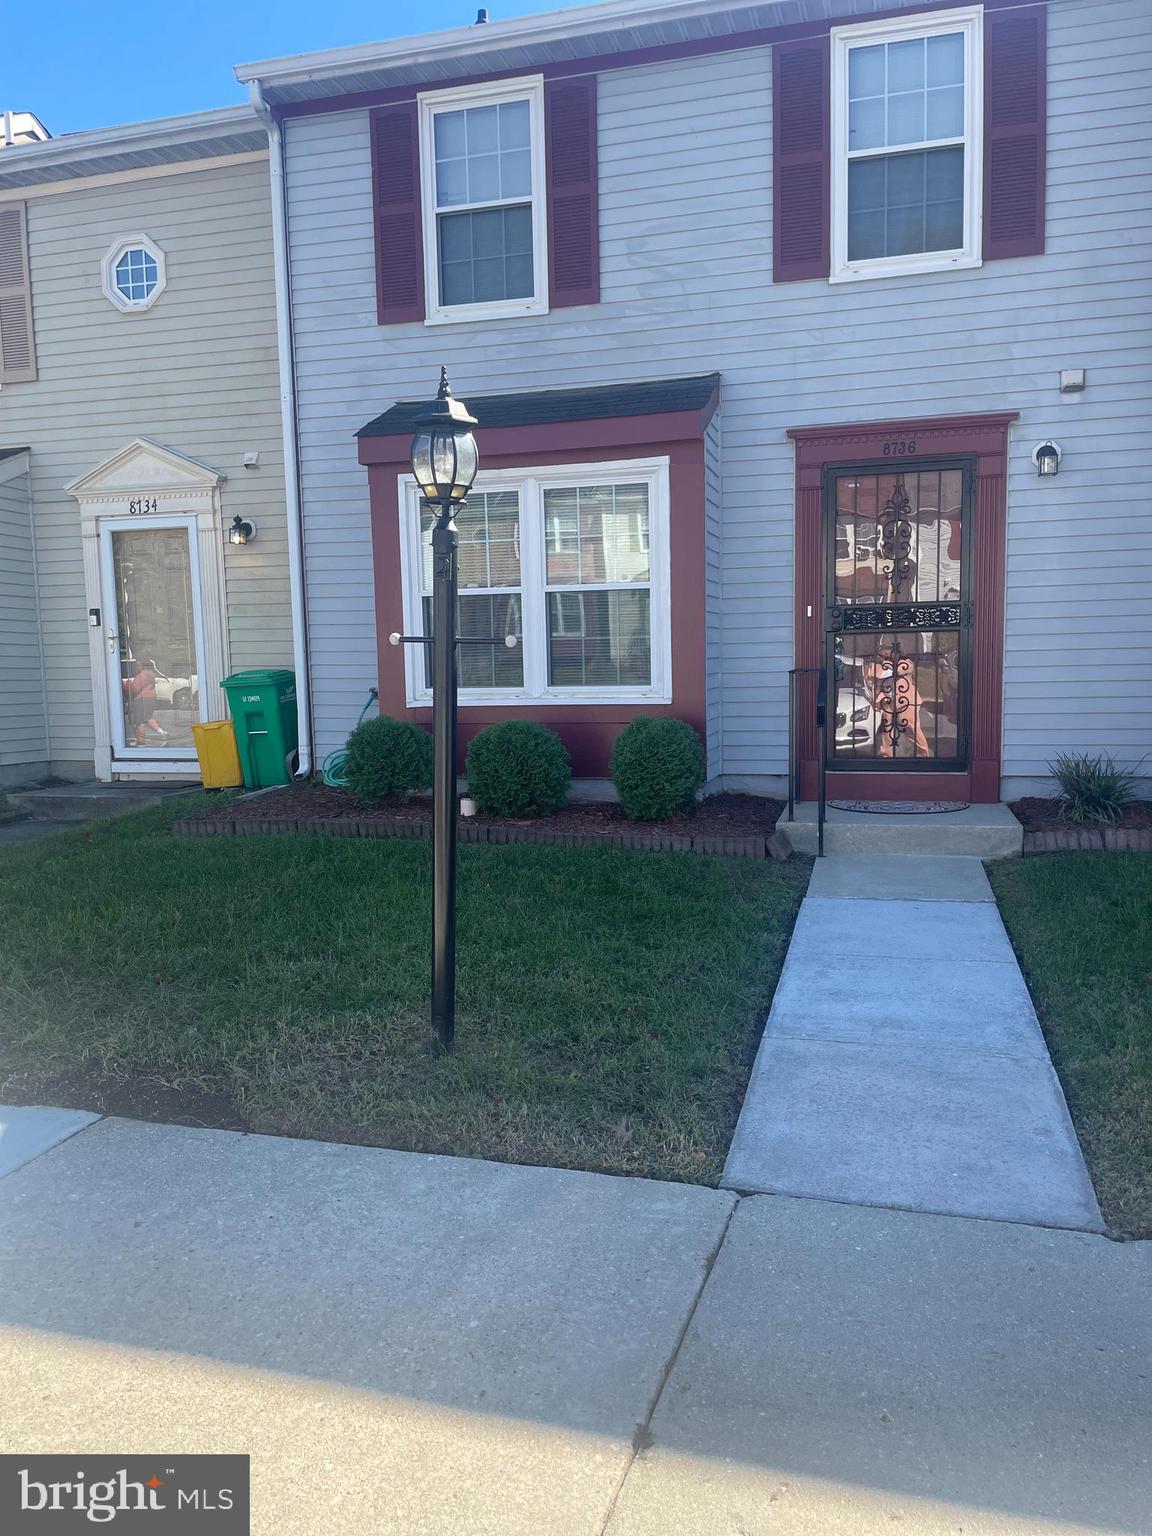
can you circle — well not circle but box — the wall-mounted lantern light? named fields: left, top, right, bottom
left=1032, top=442, right=1061, bottom=478
left=229, top=515, right=257, bottom=545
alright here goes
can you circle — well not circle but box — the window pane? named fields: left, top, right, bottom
left=433, top=97, right=535, bottom=212
left=847, top=147, right=964, bottom=260
left=543, top=484, right=650, bottom=585
left=848, top=30, right=966, bottom=153
left=848, top=96, right=886, bottom=152
left=465, top=104, right=499, bottom=153
left=887, top=90, right=925, bottom=146
left=433, top=110, right=467, bottom=158
left=437, top=206, right=534, bottom=306
left=420, top=491, right=520, bottom=591
left=498, top=99, right=531, bottom=148
left=548, top=590, right=651, bottom=688
left=467, top=152, right=501, bottom=204
left=926, top=84, right=964, bottom=140
left=422, top=594, right=523, bottom=689
left=927, top=32, right=964, bottom=87
left=848, top=43, right=886, bottom=99
left=887, top=38, right=925, bottom=92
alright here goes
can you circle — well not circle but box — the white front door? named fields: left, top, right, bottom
left=98, top=516, right=206, bottom=768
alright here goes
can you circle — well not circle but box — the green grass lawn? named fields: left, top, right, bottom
left=0, top=796, right=808, bottom=1185
left=989, top=852, right=1152, bottom=1237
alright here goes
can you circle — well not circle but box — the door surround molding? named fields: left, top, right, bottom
left=67, top=438, right=228, bottom=780
left=788, top=411, right=1018, bottom=804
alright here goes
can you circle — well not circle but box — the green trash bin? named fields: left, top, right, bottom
left=220, top=669, right=299, bottom=789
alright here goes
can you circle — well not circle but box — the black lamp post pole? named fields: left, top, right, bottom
left=430, top=505, right=460, bottom=1053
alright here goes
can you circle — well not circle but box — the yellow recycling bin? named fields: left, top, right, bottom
left=192, top=720, right=245, bottom=789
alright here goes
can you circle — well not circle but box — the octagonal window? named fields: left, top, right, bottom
left=102, top=236, right=166, bottom=311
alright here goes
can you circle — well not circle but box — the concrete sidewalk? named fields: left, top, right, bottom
left=0, top=1112, right=1148, bottom=1534
left=724, top=855, right=1103, bottom=1230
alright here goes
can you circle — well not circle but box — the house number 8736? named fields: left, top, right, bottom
left=882, top=440, right=917, bottom=457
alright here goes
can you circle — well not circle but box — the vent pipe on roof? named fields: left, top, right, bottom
left=475, top=8, right=489, bottom=22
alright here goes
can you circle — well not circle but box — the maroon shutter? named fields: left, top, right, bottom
left=546, top=76, right=600, bottom=309
left=371, top=102, right=424, bottom=325
left=773, top=37, right=830, bottom=283
left=983, top=4, right=1047, bottom=260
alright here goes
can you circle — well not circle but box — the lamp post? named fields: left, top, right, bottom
left=407, top=369, right=480, bottom=1053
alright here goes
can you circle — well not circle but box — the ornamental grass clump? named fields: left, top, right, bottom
left=611, top=716, right=705, bottom=821
left=465, top=720, right=571, bottom=817
left=343, top=714, right=433, bottom=805
left=1051, top=751, right=1141, bottom=825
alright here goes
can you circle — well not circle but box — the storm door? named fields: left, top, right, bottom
left=824, top=463, right=971, bottom=770
left=99, top=517, right=206, bottom=765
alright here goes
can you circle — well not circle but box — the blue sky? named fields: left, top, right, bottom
left=8, top=0, right=592, bottom=137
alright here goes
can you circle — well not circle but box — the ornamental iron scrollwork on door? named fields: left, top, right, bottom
left=825, top=465, right=971, bottom=767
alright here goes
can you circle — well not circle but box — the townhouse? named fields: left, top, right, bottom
left=0, top=108, right=295, bottom=785
left=235, top=0, right=1150, bottom=804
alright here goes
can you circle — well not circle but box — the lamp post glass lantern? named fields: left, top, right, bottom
left=409, top=368, right=479, bottom=1052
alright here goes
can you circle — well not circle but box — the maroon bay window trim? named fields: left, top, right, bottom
left=360, top=424, right=710, bottom=779
left=371, top=101, right=425, bottom=324
left=983, top=3, right=1047, bottom=261
left=773, top=36, right=830, bottom=283
left=545, top=75, right=601, bottom=309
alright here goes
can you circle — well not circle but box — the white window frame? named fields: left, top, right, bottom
left=101, top=234, right=167, bottom=311
left=418, top=75, right=549, bottom=326
left=397, top=457, right=672, bottom=707
left=830, top=6, right=983, bottom=284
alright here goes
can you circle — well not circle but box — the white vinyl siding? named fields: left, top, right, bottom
left=0, top=158, right=290, bottom=766
left=285, top=0, right=1152, bottom=790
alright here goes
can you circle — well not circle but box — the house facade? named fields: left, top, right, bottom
left=0, top=108, right=295, bottom=786
left=237, top=0, right=1150, bottom=804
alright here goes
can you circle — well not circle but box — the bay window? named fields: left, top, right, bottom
left=400, top=459, right=671, bottom=705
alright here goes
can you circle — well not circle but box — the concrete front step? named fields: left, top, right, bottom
left=7, top=782, right=195, bottom=822
left=779, top=802, right=1023, bottom=859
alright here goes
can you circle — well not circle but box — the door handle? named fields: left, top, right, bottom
left=106, top=628, right=119, bottom=655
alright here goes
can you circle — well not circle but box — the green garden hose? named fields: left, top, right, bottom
left=321, top=688, right=379, bottom=787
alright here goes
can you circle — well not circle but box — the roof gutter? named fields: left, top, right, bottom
left=248, top=80, right=313, bottom=778
left=234, top=0, right=743, bottom=90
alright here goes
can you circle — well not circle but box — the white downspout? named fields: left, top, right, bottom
left=249, top=78, right=312, bottom=776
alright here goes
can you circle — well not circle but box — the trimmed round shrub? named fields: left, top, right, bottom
left=466, top=720, right=571, bottom=817
left=343, top=714, right=433, bottom=804
left=611, top=716, right=704, bottom=821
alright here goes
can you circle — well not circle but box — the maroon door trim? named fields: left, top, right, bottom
left=788, top=412, right=1018, bottom=804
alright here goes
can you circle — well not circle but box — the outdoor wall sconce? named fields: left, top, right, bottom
left=1032, top=442, right=1061, bottom=478
left=228, top=515, right=257, bottom=545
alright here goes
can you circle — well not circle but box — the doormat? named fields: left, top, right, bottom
left=829, top=800, right=971, bottom=814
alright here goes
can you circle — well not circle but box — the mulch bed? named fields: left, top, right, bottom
left=174, top=784, right=791, bottom=860
left=1010, top=797, right=1152, bottom=854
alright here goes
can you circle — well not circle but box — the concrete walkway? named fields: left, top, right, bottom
left=0, top=1112, right=1147, bottom=1535
left=724, top=854, right=1103, bottom=1230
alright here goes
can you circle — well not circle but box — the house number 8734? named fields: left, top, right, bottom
left=882, top=440, right=917, bottom=457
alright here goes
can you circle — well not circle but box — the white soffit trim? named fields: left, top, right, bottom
left=0, top=152, right=269, bottom=203
left=235, top=0, right=779, bottom=86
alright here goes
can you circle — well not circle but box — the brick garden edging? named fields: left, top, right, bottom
left=173, top=812, right=793, bottom=861
left=1022, top=827, right=1152, bottom=854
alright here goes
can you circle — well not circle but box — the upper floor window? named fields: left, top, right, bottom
left=101, top=235, right=167, bottom=312
left=831, top=8, right=983, bottom=283
left=418, top=78, right=549, bottom=325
